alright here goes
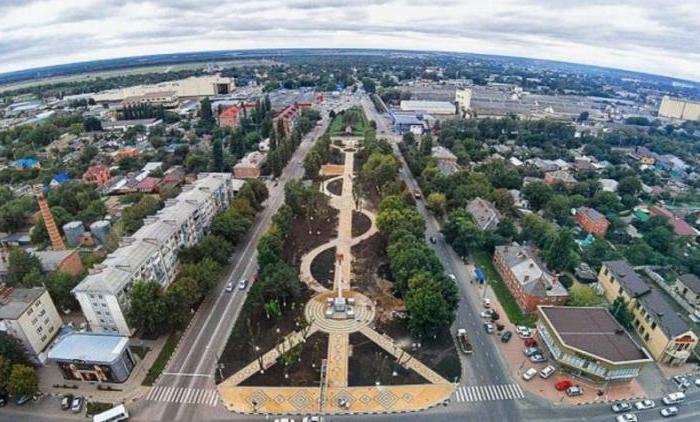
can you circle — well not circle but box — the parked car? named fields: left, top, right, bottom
left=61, top=394, right=74, bottom=410
left=566, top=385, right=583, bottom=397
left=0, top=394, right=7, bottom=407
left=484, top=323, right=494, bottom=334
left=611, top=402, right=632, bottom=413
left=615, top=414, right=638, bottom=422
left=16, top=395, right=32, bottom=405
left=501, top=331, right=513, bottom=343
left=634, top=399, right=655, bottom=410
left=522, top=368, right=537, bottom=381
left=516, top=326, right=532, bottom=338
left=662, top=392, right=685, bottom=405
left=523, top=347, right=540, bottom=357
left=302, top=417, right=324, bottom=422
left=429, top=236, right=436, bottom=244
left=225, top=282, right=234, bottom=292
left=695, top=378, right=700, bottom=387
left=660, top=406, right=679, bottom=417
left=448, top=274, right=457, bottom=282
left=530, top=353, right=547, bottom=363
left=524, top=338, right=538, bottom=348
left=238, top=279, right=248, bottom=290
left=555, top=380, right=573, bottom=391
left=480, top=309, right=495, bottom=319
left=539, top=365, right=556, bottom=379
left=71, top=396, right=83, bottom=413
left=482, top=298, right=491, bottom=308
left=672, top=375, right=690, bottom=389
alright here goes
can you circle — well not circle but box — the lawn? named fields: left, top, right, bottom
left=472, top=250, right=537, bottom=327
left=328, top=106, right=368, bottom=136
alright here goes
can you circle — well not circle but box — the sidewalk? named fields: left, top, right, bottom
left=38, top=335, right=167, bottom=404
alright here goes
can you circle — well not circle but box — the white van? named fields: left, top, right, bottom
left=662, top=391, right=685, bottom=405
left=93, top=404, right=129, bottom=422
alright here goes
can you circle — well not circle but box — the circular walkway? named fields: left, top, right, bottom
left=305, top=291, right=375, bottom=333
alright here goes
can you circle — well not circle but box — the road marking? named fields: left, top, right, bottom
left=454, top=384, right=525, bottom=403
left=161, top=372, right=213, bottom=378
left=147, top=386, right=220, bottom=407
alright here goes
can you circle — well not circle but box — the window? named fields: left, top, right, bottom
left=40, top=334, right=47, bottom=342
left=48, top=326, right=54, bottom=333
left=618, top=287, right=624, bottom=295
left=44, top=317, right=49, bottom=325
left=603, top=267, right=609, bottom=276
left=39, top=309, right=46, bottom=317
left=32, top=317, right=38, bottom=325
left=96, top=310, right=102, bottom=315
left=36, top=326, right=43, bottom=334
left=35, top=299, right=41, bottom=306
left=98, top=295, right=103, bottom=299
left=644, top=333, right=650, bottom=342
left=651, top=322, right=657, bottom=330
left=27, top=308, right=34, bottom=316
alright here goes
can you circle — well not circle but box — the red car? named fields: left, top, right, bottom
left=524, top=338, right=538, bottom=348
left=555, top=380, right=573, bottom=391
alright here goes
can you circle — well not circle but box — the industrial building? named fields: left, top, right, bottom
left=92, top=75, right=235, bottom=103
left=658, top=96, right=700, bottom=121
left=399, top=100, right=455, bottom=115
left=72, top=173, right=243, bottom=336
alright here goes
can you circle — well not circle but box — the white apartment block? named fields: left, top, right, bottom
left=72, top=173, right=243, bottom=336
left=455, top=88, right=472, bottom=112
left=0, top=287, right=63, bottom=360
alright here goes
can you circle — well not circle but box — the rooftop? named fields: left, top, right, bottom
left=539, top=306, right=652, bottom=364
left=0, top=287, right=45, bottom=320
left=495, top=242, right=567, bottom=298
left=603, top=260, right=649, bottom=297
left=466, top=197, right=501, bottom=231
left=577, top=206, right=608, bottom=222
left=678, top=273, right=700, bottom=295
left=32, top=249, right=77, bottom=272
left=48, top=332, right=129, bottom=363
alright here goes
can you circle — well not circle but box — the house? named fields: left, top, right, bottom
left=158, top=167, right=186, bottom=192
left=466, top=198, right=502, bottom=231
left=101, top=118, right=161, bottom=132
left=600, top=178, right=619, bottom=192
left=431, top=146, right=459, bottom=175
left=113, top=147, right=141, bottom=162
left=233, top=151, right=267, bottom=179
left=675, top=274, right=700, bottom=310
left=537, top=306, right=652, bottom=382
left=218, top=103, right=256, bottom=128
left=544, top=170, right=577, bottom=188
left=633, top=146, right=657, bottom=165
left=0, top=287, right=63, bottom=361
left=575, top=207, right=610, bottom=237
left=32, top=249, right=84, bottom=276
left=82, top=165, right=111, bottom=185
left=648, top=205, right=700, bottom=239
left=493, top=242, right=568, bottom=313
left=48, top=332, right=135, bottom=383
left=73, top=173, right=239, bottom=335
left=134, top=176, right=161, bottom=193
left=50, top=173, right=71, bottom=188
left=526, top=158, right=558, bottom=172
left=13, top=158, right=41, bottom=170
left=598, top=260, right=698, bottom=366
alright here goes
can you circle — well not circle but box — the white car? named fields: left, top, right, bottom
left=634, top=399, right=655, bottom=410
left=480, top=309, right=495, bottom=319
left=615, top=414, right=637, bottom=422
left=225, top=282, right=234, bottom=292
left=539, top=365, right=556, bottom=379
left=660, top=406, right=679, bottom=417
left=238, top=279, right=248, bottom=290
left=661, top=392, right=685, bottom=405
left=448, top=274, right=457, bottom=282
left=482, top=298, right=491, bottom=308
left=522, top=368, right=537, bottom=381
left=611, top=402, right=632, bottom=413
left=516, top=326, right=532, bottom=338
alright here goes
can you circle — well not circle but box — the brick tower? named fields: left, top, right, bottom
left=33, top=184, right=65, bottom=251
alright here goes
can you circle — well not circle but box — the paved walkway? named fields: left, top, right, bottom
left=327, top=332, right=350, bottom=387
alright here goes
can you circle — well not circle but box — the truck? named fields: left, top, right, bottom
left=456, top=329, right=473, bottom=354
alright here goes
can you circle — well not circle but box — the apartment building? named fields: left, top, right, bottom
left=575, top=206, right=610, bottom=237
left=493, top=242, right=568, bottom=313
left=218, top=103, right=256, bottom=128
left=537, top=306, right=652, bottom=382
left=72, top=173, right=241, bottom=335
left=675, top=273, right=700, bottom=310
left=0, top=287, right=63, bottom=360
left=233, top=151, right=267, bottom=179
left=598, top=260, right=698, bottom=366
left=455, top=88, right=472, bottom=114
left=273, top=102, right=312, bottom=134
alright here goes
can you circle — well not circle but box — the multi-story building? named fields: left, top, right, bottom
left=675, top=273, right=700, bottom=310
left=537, top=306, right=652, bottom=382
left=658, top=96, right=700, bottom=121
left=493, top=242, right=568, bottom=313
left=598, top=260, right=698, bottom=366
left=399, top=100, right=455, bottom=115
left=455, top=88, right=472, bottom=115
left=72, top=173, right=242, bottom=335
left=0, top=287, right=63, bottom=360
left=218, top=103, right=256, bottom=128
left=273, top=102, right=312, bottom=134
left=233, top=151, right=267, bottom=179
left=575, top=207, right=610, bottom=237
left=120, top=90, right=179, bottom=109
left=466, top=197, right=502, bottom=231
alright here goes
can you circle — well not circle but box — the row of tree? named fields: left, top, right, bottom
left=0, top=333, right=38, bottom=398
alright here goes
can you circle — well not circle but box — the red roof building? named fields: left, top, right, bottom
left=648, top=205, right=700, bottom=239
left=134, top=177, right=161, bottom=193
left=82, top=165, right=111, bottom=185
left=218, top=103, right=256, bottom=128
left=273, top=102, right=312, bottom=134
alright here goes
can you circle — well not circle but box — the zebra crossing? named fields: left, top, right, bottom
left=146, top=386, right=219, bottom=406
left=454, top=384, right=524, bottom=403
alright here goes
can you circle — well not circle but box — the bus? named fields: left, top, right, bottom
left=92, top=404, right=129, bottom=422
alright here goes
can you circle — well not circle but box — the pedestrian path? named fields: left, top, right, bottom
left=453, top=384, right=524, bottom=403
left=146, top=385, right=220, bottom=406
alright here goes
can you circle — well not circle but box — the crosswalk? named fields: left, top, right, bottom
left=454, top=384, right=524, bottom=403
left=146, top=386, right=219, bottom=406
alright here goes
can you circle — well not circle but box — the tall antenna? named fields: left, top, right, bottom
left=33, top=184, right=65, bottom=251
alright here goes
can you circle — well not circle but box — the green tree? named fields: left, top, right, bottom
left=362, top=153, right=398, bottom=192
left=199, top=97, right=214, bottom=127
left=0, top=332, right=30, bottom=365
left=568, top=284, right=602, bottom=306
left=7, top=364, right=38, bottom=397
left=490, top=188, right=514, bottom=213
left=179, top=258, right=222, bottom=293
left=211, top=208, right=252, bottom=244
left=425, top=192, right=446, bottom=215
left=212, top=139, right=224, bottom=171
left=6, top=248, right=43, bottom=287
left=405, top=283, right=453, bottom=338
left=45, top=271, right=81, bottom=311
left=544, top=229, right=580, bottom=272
left=0, top=355, right=11, bottom=393
left=617, top=176, right=642, bottom=196
left=610, top=297, right=632, bottom=329
left=443, top=209, right=484, bottom=256
left=522, top=181, right=553, bottom=211
left=127, top=281, right=170, bottom=337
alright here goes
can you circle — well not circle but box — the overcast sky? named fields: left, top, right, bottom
left=1, top=0, right=699, bottom=81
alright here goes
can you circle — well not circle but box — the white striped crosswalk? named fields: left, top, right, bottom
left=454, top=384, right=524, bottom=403
left=146, top=386, right=220, bottom=407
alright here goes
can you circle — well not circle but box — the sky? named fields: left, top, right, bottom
left=1, top=0, right=700, bottom=81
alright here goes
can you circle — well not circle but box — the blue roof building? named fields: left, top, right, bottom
left=48, top=332, right=135, bottom=383
left=13, top=158, right=40, bottom=169
left=51, top=172, right=72, bottom=186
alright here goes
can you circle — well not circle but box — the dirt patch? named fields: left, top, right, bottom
left=376, top=318, right=461, bottom=382
left=351, top=211, right=371, bottom=237
left=351, top=234, right=401, bottom=324
left=282, top=205, right=338, bottom=270
left=327, top=179, right=342, bottom=196
left=240, top=332, right=328, bottom=387
left=219, top=287, right=314, bottom=380
left=311, top=246, right=336, bottom=288
left=348, top=332, right=427, bottom=386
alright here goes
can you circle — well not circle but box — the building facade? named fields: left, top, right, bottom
left=48, top=332, right=135, bottom=383
left=537, top=306, right=652, bottom=382
left=658, top=96, right=700, bottom=121
left=0, top=287, right=63, bottom=359
left=466, top=197, right=502, bottom=231
left=575, top=207, right=610, bottom=237
left=233, top=151, right=267, bottom=179
left=92, top=75, right=235, bottom=102
left=493, top=242, right=568, bottom=313
left=72, top=173, right=241, bottom=335
left=598, top=261, right=698, bottom=366
left=675, top=274, right=700, bottom=310
left=455, top=88, right=472, bottom=115
left=399, top=100, right=455, bottom=115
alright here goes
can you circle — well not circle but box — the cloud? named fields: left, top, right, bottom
left=0, top=0, right=698, bottom=81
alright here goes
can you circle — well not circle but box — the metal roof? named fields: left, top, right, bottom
left=48, top=332, right=129, bottom=364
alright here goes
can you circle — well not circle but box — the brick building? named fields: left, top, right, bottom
left=575, top=206, right=610, bottom=237
left=233, top=151, right=267, bottom=179
left=218, top=103, right=256, bottom=128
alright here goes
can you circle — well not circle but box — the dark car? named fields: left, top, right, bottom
left=429, top=236, right=436, bottom=244
left=0, top=394, right=7, bottom=407
left=501, top=331, right=513, bottom=343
